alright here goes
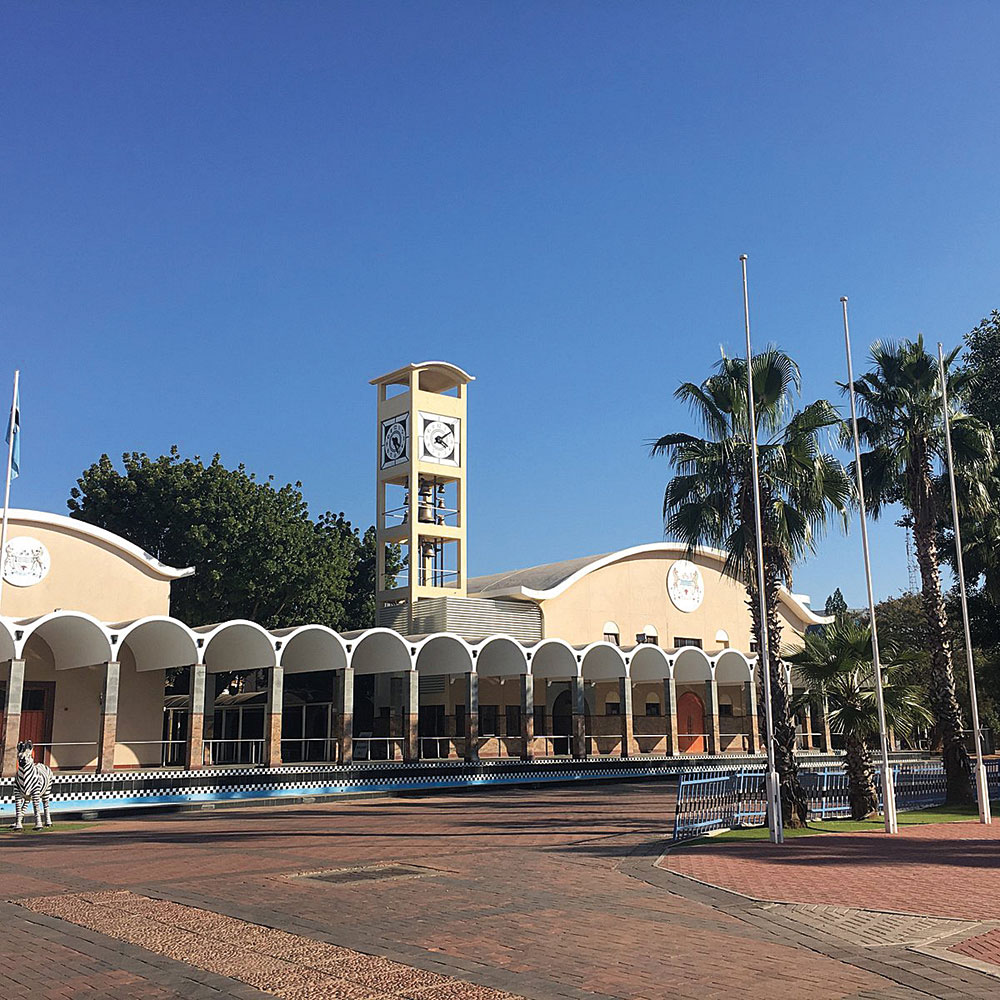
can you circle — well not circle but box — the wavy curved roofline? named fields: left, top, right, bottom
left=8, top=509, right=194, bottom=581
left=470, top=542, right=830, bottom=626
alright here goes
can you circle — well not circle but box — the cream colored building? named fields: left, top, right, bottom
left=0, top=360, right=833, bottom=777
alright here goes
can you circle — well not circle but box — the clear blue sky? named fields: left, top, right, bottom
left=3, top=2, right=998, bottom=609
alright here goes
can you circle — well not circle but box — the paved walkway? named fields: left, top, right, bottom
left=2, top=783, right=998, bottom=999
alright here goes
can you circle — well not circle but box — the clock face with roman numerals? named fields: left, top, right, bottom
left=380, top=412, right=409, bottom=469
left=418, top=411, right=460, bottom=466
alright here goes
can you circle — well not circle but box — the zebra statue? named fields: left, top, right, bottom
left=11, top=740, right=53, bottom=831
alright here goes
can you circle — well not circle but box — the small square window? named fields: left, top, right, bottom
left=646, top=702, right=661, bottom=717
left=719, top=703, right=734, bottom=717
left=606, top=702, right=621, bottom=716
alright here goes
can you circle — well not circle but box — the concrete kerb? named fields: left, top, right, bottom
left=619, top=839, right=1000, bottom=995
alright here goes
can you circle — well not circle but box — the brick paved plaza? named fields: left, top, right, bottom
left=3, top=782, right=999, bottom=1000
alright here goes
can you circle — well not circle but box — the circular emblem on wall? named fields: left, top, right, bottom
left=3, top=536, right=51, bottom=587
left=667, top=559, right=704, bottom=613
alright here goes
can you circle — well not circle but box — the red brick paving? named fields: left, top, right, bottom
left=1, top=784, right=988, bottom=999
left=949, top=927, right=1000, bottom=971
left=662, top=820, right=1000, bottom=920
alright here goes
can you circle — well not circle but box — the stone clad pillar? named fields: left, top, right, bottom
left=1, top=659, right=25, bottom=777
left=705, top=676, right=721, bottom=756
left=263, top=666, right=283, bottom=768
left=664, top=675, right=679, bottom=756
left=571, top=676, right=586, bottom=758
left=464, top=672, right=479, bottom=762
left=619, top=676, right=634, bottom=758
left=96, top=661, right=121, bottom=773
left=339, top=667, right=354, bottom=765
left=746, top=679, right=761, bottom=754
left=185, top=663, right=206, bottom=770
left=403, top=670, right=419, bottom=762
left=520, top=674, right=534, bottom=760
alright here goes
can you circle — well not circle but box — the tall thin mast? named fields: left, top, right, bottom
left=740, top=255, right=783, bottom=845
left=841, top=299, right=897, bottom=832
left=0, top=369, right=20, bottom=615
left=937, top=342, right=991, bottom=824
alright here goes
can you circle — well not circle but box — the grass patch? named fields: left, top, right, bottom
left=674, top=800, right=999, bottom=847
left=1, top=822, right=94, bottom=836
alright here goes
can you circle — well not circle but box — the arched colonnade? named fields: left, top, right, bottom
left=0, top=612, right=782, bottom=775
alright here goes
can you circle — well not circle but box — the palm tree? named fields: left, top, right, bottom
left=651, top=349, right=851, bottom=826
left=848, top=336, right=993, bottom=804
left=788, top=622, right=931, bottom=820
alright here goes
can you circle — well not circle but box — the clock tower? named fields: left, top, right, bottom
left=371, top=361, right=473, bottom=630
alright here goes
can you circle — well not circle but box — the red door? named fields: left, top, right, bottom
left=678, top=692, right=705, bottom=753
left=18, top=684, right=54, bottom=764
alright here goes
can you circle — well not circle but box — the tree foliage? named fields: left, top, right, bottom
left=788, top=621, right=931, bottom=820
left=847, top=335, right=993, bottom=804
left=651, top=348, right=851, bottom=826
left=68, top=448, right=394, bottom=631
left=824, top=587, right=848, bottom=620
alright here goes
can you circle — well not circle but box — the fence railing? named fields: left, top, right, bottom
left=203, top=739, right=265, bottom=766
left=673, top=759, right=1000, bottom=841
left=115, top=739, right=187, bottom=768
left=280, top=737, right=340, bottom=764
left=531, top=734, right=572, bottom=757
left=352, top=737, right=404, bottom=761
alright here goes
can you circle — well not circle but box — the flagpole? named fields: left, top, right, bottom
left=0, top=369, right=19, bottom=616
left=740, top=255, right=783, bottom=845
left=936, top=342, right=992, bottom=825
left=841, top=299, right=897, bottom=834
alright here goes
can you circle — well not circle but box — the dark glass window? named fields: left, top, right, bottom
left=479, top=704, right=498, bottom=736
left=646, top=701, right=661, bottom=717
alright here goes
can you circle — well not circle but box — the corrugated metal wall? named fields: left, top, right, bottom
left=378, top=596, right=543, bottom=641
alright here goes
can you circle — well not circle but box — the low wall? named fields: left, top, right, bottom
left=0, top=751, right=937, bottom=819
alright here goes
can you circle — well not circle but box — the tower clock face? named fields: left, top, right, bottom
left=380, top=413, right=409, bottom=469
left=418, top=411, right=460, bottom=466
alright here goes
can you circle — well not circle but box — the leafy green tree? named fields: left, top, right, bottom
left=962, top=310, right=1000, bottom=425
left=824, top=588, right=848, bottom=620
left=847, top=336, right=994, bottom=804
left=68, top=447, right=394, bottom=631
left=788, top=622, right=931, bottom=820
left=651, top=349, right=851, bottom=826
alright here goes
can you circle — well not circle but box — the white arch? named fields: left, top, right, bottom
left=628, top=643, right=672, bottom=682
left=579, top=642, right=627, bottom=680
left=18, top=611, right=113, bottom=670
left=0, top=618, right=17, bottom=662
left=274, top=624, right=348, bottom=674
left=713, top=649, right=754, bottom=684
left=672, top=646, right=713, bottom=683
left=527, top=638, right=579, bottom=679
left=196, top=620, right=277, bottom=673
left=113, top=616, right=199, bottom=672
left=473, top=635, right=528, bottom=677
left=414, top=633, right=474, bottom=675
left=343, top=628, right=412, bottom=675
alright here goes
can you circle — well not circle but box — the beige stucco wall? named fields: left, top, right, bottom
left=2, top=516, right=176, bottom=621
left=19, top=634, right=166, bottom=770
left=536, top=550, right=816, bottom=652
left=114, top=648, right=167, bottom=768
